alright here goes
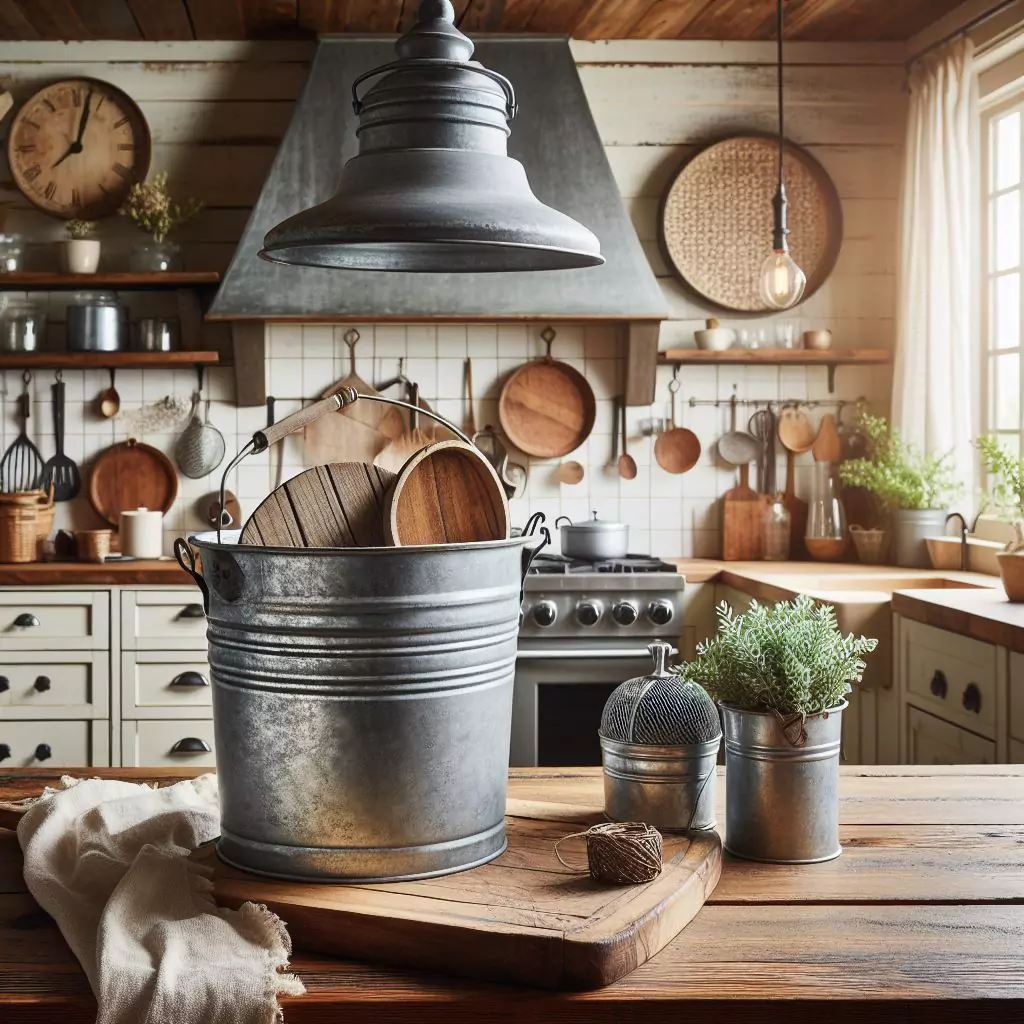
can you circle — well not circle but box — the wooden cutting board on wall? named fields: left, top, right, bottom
left=193, top=800, right=722, bottom=991
left=722, top=463, right=770, bottom=561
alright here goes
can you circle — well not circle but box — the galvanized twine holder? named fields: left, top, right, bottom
left=554, top=822, right=663, bottom=885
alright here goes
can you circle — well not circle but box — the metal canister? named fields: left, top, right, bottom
left=179, top=530, right=537, bottom=883
left=720, top=700, right=846, bottom=864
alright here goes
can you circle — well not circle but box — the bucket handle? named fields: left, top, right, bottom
left=174, top=537, right=210, bottom=614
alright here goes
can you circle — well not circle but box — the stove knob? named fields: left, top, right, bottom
left=532, top=600, right=558, bottom=628
left=648, top=600, right=675, bottom=626
left=576, top=600, right=603, bottom=627
left=612, top=601, right=638, bottom=626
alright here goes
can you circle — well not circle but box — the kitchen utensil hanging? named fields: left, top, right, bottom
left=41, top=373, right=81, bottom=501
left=375, top=381, right=435, bottom=474
left=717, top=395, right=761, bottom=467
left=498, top=327, right=595, bottom=459
left=175, top=367, right=225, bottom=479
left=654, top=368, right=700, bottom=475
left=747, top=408, right=774, bottom=493
left=472, top=424, right=527, bottom=501
left=617, top=398, right=637, bottom=480
left=0, top=371, right=43, bottom=493
left=811, top=413, right=843, bottom=463
left=97, top=368, right=120, bottom=419
left=463, top=358, right=476, bottom=437
left=89, top=438, right=178, bottom=526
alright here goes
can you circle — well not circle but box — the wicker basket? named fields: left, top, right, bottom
left=0, top=504, right=40, bottom=562
left=850, top=526, right=889, bottom=565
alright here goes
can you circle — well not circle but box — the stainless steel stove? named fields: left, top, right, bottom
left=511, top=552, right=685, bottom=767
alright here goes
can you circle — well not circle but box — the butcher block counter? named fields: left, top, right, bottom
left=2, top=766, right=1023, bottom=1023
left=0, top=558, right=189, bottom=586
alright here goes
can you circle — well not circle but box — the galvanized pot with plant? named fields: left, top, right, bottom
left=676, top=596, right=877, bottom=863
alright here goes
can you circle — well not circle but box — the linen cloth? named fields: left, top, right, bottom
left=16, top=773, right=304, bottom=1023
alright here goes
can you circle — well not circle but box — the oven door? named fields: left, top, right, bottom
left=511, top=645, right=662, bottom=767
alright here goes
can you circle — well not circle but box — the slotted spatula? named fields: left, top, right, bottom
left=0, top=372, right=44, bottom=493
left=42, top=377, right=81, bottom=501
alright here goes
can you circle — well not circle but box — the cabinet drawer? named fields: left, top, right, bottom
left=904, top=620, right=998, bottom=739
left=122, top=652, right=212, bottom=718
left=0, top=720, right=109, bottom=767
left=0, top=652, right=108, bottom=719
left=121, top=591, right=207, bottom=650
left=907, top=707, right=995, bottom=765
left=1009, top=652, right=1024, bottom=743
left=0, top=592, right=108, bottom=650
left=121, top=719, right=216, bottom=767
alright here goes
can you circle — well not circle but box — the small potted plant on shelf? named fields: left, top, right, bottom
left=839, top=414, right=959, bottom=567
left=977, top=435, right=1024, bottom=600
left=119, top=171, right=202, bottom=272
left=676, top=596, right=877, bottom=863
left=61, top=219, right=99, bottom=274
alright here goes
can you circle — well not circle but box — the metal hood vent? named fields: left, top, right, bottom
left=209, top=35, right=667, bottom=321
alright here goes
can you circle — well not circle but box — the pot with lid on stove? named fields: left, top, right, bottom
left=599, top=640, right=722, bottom=831
left=555, top=509, right=629, bottom=560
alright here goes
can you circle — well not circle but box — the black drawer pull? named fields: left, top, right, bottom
left=962, top=683, right=982, bottom=714
left=34, top=743, right=51, bottom=762
left=13, top=613, right=39, bottom=628
left=929, top=670, right=948, bottom=699
left=0, top=744, right=9, bottom=762
left=169, top=671, right=209, bottom=689
left=33, top=676, right=50, bottom=692
left=0, top=676, right=8, bottom=693
left=176, top=604, right=206, bottom=620
left=170, top=737, right=211, bottom=755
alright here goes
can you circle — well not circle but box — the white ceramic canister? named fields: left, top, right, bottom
left=119, top=507, right=164, bottom=558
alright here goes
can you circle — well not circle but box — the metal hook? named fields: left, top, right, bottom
left=21, top=370, right=30, bottom=386
left=54, top=369, right=62, bottom=383
left=195, top=365, right=205, bottom=393
left=540, top=325, right=556, bottom=359
left=344, top=328, right=360, bottom=375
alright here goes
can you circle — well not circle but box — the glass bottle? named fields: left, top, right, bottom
left=763, top=493, right=791, bottom=561
left=806, top=462, right=848, bottom=561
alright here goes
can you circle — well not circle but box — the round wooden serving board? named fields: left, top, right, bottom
left=88, top=439, right=178, bottom=526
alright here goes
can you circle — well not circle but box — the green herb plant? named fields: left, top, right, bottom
left=838, top=414, right=959, bottom=510
left=976, top=434, right=1024, bottom=522
left=674, top=595, right=878, bottom=716
left=65, top=219, right=96, bottom=241
left=119, top=172, right=202, bottom=244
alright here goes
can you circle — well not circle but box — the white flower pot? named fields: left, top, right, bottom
left=62, top=239, right=101, bottom=274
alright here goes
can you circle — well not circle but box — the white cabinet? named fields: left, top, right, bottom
left=121, top=719, right=216, bottom=768
left=0, top=652, right=108, bottom=719
left=0, top=592, right=108, bottom=650
left=907, top=707, right=995, bottom=765
left=0, top=720, right=109, bottom=767
left=121, top=652, right=212, bottom=718
left=121, top=591, right=208, bottom=650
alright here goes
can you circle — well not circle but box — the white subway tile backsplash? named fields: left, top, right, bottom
left=497, top=324, right=528, bottom=357
left=302, top=325, right=335, bottom=358
left=466, top=324, right=498, bottom=356
left=373, top=324, right=407, bottom=356
left=436, top=325, right=468, bottom=357
left=406, top=325, right=437, bottom=355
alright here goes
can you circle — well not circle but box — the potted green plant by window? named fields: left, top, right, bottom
left=119, top=171, right=202, bottom=272
left=61, top=219, right=99, bottom=274
left=977, top=435, right=1024, bottom=600
left=839, top=414, right=959, bottom=567
left=676, top=596, right=877, bottom=863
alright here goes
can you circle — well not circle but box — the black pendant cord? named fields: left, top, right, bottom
left=772, top=0, right=789, bottom=254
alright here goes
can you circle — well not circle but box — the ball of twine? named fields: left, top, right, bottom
left=554, top=822, right=663, bottom=884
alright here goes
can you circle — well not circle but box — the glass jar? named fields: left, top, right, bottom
left=0, top=233, right=24, bottom=273
left=129, top=240, right=180, bottom=272
left=806, top=462, right=848, bottom=561
left=763, top=493, right=791, bottom=561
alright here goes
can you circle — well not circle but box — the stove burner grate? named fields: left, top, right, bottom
left=528, top=553, right=677, bottom=575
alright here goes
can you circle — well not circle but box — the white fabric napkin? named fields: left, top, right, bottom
left=16, top=774, right=304, bottom=1023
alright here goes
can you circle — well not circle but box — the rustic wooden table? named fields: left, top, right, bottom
left=2, top=765, right=1023, bottom=1022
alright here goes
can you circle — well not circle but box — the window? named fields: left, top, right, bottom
left=984, top=103, right=1024, bottom=458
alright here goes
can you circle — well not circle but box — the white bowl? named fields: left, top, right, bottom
left=694, top=327, right=735, bottom=351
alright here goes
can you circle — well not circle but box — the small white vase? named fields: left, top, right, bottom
left=62, top=239, right=101, bottom=274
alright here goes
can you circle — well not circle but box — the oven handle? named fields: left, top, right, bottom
left=517, top=646, right=677, bottom=660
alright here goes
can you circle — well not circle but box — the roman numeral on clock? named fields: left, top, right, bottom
left=114, top=116, right=129, bottom=129
left=15, top=143, right=35, bottom=153
left=43, top=181, right=56, bottom=201
left=71, top=188, right=80, bottom=207
left=70, top=88, right=81, bottom=106
left=43, top=99, right=56, bottom=112
left=24, top=164, right=41, bottom=182
left=117, top=143, right=136, bottom=151
left=112, top=162, right=131, bottom=180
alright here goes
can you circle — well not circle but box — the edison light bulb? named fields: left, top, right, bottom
left=759, top=249, right=806, bottom=310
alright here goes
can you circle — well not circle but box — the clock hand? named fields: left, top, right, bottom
left=50, top=90, right=92, bottom=169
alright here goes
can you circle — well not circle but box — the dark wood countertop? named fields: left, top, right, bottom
left=3, top=765, right=1024, bottom=1022
left=893, top=586, right=1024, bottom=654
left=0, top=559, right=191, bottom=586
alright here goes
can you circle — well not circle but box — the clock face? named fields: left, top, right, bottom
left=8, top=78, right=151, bottom=219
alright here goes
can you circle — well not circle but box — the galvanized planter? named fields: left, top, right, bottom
left=720, top=700, right=846, bottom=864
left=178, top=530, right=536, bottom=883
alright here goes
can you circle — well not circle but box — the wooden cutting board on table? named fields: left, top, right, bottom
left=88, top=439, right=178, bottom=526
left=722, top=463, right=770, bottom=561
left=192, top=797, right=721, bottom=991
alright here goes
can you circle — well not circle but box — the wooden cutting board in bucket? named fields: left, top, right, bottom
left=722, top=463, right=770, bottom=561
left=193, top=798, right=721, bottom=991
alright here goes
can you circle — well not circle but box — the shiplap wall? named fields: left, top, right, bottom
left=0, top=39, right=905, bottom=558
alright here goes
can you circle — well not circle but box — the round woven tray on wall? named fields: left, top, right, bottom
left=659, top=135, right=843, bottom=313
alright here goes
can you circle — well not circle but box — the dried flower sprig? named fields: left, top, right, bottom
left=118, top=172, right=202, bottom=244
left=65, top=219, right=96, bottom=241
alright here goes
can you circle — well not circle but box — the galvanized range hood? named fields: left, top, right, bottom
left=209, top=35, right=667, bottom=321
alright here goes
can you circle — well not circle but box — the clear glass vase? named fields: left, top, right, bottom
left=129, top=240, right=180, bottom=273
left=763, top=493, right=791, bottom=561
left=806, top=462, right=848, bottom=561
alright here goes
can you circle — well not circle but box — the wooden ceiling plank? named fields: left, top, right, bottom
left=125, top=0, right=194, bottom=39
left=185, top=0, right=246, bottom=38
left=241, top=0, right=300, bottom=38
left=574, top=0, right=658, bottom=39
left=459, top=0, right=506, bottom=33
left=628, top=0, right=718, bottom=39
left=72, top=0, right=141, bottom=38
left=298, top=0, right=349, bottom=33
left=12, top=0, right=91, bottom=38
left=524, top=0, right=589, bottom=34
left=785, top=0, right=967, bottom=43
left=0, top=0, right=39, bottom=38
left=500, top=0, right=543, bottom=31
left=345, top=0, right=404, bottom=31
left=683, top=0, right=776, bottom=40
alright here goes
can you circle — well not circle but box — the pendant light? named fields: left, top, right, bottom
left=260, top=0, right=603, bottom=273
left=758, top=0, right=806, bottom=310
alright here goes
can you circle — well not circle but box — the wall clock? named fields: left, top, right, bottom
left=7, top=77, right=151, bottom=219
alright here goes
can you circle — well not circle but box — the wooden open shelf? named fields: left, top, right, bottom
left=657, top=347, right=892, bottom=393
left=0, top=272, right=220, bottom=290
left=0, top=351, right=220, bottom=370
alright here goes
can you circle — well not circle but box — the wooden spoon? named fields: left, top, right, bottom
left=617, top=398, right=637, bottom=481
left=777, top=406, right=816, bottom=454
left=556, top=460, right=585, bottom=485
left=97, top=368, right=120, bottom=419
left=811, top=413, right=843, bottom=464
left=654, top=375, right=700, bottom=475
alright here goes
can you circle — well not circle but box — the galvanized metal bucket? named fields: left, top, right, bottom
left=600, top=736, right=719, bottom=831
left=177, top=529, right=542, bottom=883
left=720, top=701, right=846, bottom=864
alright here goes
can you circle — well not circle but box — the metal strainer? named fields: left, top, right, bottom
left=175, top=370, right=226, bottom=479
left=600, top=640, right=721, bottom=746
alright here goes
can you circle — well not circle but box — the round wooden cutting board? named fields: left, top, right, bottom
left=88, top=439, right=178, bottom=526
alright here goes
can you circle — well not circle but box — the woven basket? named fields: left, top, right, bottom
left=850, top=526, right=889, bottom=565
left=0, top=504, right=40, bottom=562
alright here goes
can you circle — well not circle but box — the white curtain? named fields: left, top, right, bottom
left=893, top=37, right=979, bottom=508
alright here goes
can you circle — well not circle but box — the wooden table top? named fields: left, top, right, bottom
left=2, top=765, right=1023, bottom=1023
left=0, top=558, right=191, bottom=586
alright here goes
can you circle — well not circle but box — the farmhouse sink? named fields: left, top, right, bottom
left=777, top=575, right=985, bottom=596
